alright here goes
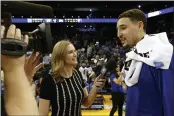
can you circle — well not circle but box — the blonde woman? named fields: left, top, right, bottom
left=39, top=40, right=106, bottom=116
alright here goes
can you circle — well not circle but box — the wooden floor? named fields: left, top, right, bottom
left=49, top=95, right=125, bottom=116
left=82, top=95, right=125, bottom=116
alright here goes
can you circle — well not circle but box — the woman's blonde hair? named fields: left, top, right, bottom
left=51, top=40, right=72, bottom=82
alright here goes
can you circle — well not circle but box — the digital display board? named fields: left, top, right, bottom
left=12, top=7, right=174, bottom=23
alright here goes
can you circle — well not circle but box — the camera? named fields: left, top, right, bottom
left=1, top=1, right=54, bottom=56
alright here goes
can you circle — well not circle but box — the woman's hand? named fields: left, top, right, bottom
left=93, top=75, right=106, bottom=90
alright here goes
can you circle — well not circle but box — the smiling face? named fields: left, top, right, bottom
left=51, top=40, right=78, bottom=75
left=117, top=9, right=147, bottom=48
left=64, top=44, right=78, bottom=66
left=117, top=17, right=141, bottom=47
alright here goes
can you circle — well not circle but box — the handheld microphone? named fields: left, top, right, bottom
left=99, top=57, right=117, bottom=79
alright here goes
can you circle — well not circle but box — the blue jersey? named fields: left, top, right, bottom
left=126, top=54, right=174, bottom=116
left=110, top=73, right=123, bottom=93
left=162, top=53, right=174, bottom=116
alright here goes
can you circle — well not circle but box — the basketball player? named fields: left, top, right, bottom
left=116, top=9, right=174, bottom=116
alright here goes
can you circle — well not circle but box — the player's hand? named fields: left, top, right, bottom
left=1, top=24, right=29, bottom=73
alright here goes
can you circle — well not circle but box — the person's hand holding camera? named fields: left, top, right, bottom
left=1, top=24, right=44, bottom=81
left=1, top=24, right=39, bottom=115
left=1, top=25, right=29, bottom=73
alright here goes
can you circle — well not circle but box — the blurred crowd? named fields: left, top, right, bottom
left=1, top=22, right=173, bottom=100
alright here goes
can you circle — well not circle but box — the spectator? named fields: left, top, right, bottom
left=109, top=60, right=125, bottom=116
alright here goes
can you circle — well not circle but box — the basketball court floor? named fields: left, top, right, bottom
left=49, top=95, right=125, bottom=116
left=82, top=95, right=125, bottom=116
